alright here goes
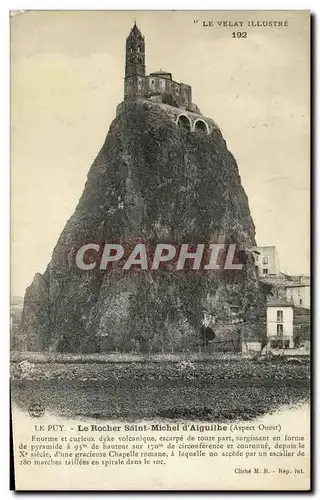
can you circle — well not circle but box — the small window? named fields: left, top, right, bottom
left=277, top=310, right=283, bottom=322
left=151, top=79, right=155, bottom=85
left=277, top=324, right=283, bottom=335
left=300, top=298, right=303, bottom=305
left=137, top=44, right=142, bottom=53
left=262, top=257, right=268, bottom=264
left=262, top=268, right=268, bottom=274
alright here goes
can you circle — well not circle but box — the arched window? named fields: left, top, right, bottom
left=177, top=115, right=191, bottom=131
left=194, top=119, right=209, bottom=135
left=137, top=44, right=142, bottom=53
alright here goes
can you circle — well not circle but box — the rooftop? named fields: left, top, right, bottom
left=149, top=71, right=173, bottom=80
left=128, top=21, right=143, bottom=38
left=266, top=300, right=294, bottom=308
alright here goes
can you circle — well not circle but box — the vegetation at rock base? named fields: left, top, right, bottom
left=11, top=357, right=309, bottom=422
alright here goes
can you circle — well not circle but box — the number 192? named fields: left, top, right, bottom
left=232, top=32, right=247, bottom=38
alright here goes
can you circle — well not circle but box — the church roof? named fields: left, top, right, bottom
left=151, top=70, right=170, bottom=75
left=149, top=70, right=172, bottom=80
left=129, top=22, right=143, bottom=37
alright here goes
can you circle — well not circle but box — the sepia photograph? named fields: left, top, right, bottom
left=10, top=10, right=310, bottom=490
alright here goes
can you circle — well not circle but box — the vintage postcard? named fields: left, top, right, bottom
left=10, top=10, right=310, bottom=491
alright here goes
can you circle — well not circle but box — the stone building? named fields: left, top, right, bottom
left=124, top=22, right=194, bottom=112
left=285, top=275, right=310, bottom=309
left=118, top=22, right=219, bottom=135
left=260, top=271, right=310, bottom=310
left=252, top=244, right=310, bottom=309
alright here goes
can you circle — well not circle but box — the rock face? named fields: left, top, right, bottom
left=20, top=100, right=265, bottom=353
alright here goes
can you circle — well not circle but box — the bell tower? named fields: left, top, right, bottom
left=124, top=22, right=146, bottom=99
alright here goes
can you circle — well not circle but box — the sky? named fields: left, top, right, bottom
left=10, top=10, right=310, bottom=296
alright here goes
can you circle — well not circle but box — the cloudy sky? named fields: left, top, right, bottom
left=11, top=10, right=310, bottom=296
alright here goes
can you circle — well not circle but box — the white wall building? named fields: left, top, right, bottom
left=285, top=276, right=310, bottom=309
left=252, top=246, right=279, bottom=277
left=266, top=300, right=294, bottom=349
